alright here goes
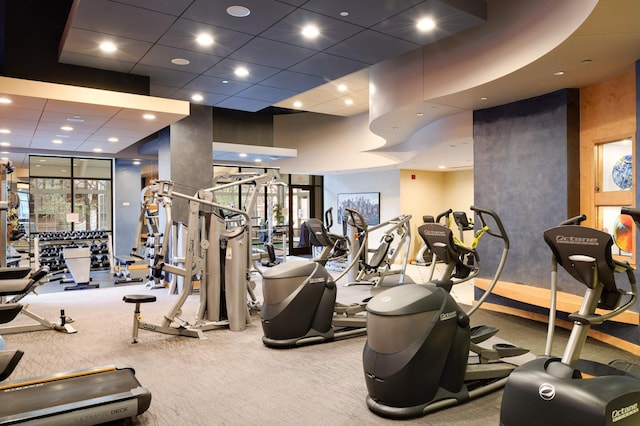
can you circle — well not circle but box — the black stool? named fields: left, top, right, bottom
left=123, top=294, right=156, bottom=343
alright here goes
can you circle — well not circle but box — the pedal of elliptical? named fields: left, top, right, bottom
left=492, top=342, right=529, bottom=358
left=470, top=324, right=499, bottom=344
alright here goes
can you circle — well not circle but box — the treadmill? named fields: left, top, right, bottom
left=0, top=268, right=151, bottom=425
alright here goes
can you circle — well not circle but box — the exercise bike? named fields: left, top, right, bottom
left=260, top=208, right=368, bottom=348
left=363, top=206, right=528, bottom=419
left=500, top=211, right=640, bottom=425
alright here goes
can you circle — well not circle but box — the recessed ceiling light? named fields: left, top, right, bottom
left=293, top=101, right=302, bottom=108
left=0, top=142, right=10, bottom=147
left=337, top=84, right=347, bottom=92
left=52, top=139, right=63, bottom=144
left=93, top=148, right=103, bottom=153
left=480, top=97, right=488, bottom=101
left=416, top=112, right=424, bottom=116
left=554, top=70, right=565, bottom=76
left=133, top=161, right=141, bottom=165
left=171, top=58, right=190, bottom=65
left=301, top=24, right=320, bottom=39
left=196, top=33, right=214, bottom=46
left=438, top=165, right=446, bottom=169
left=55, top=134, right=70, bottom=138
left=417, top=17, right=436, bottom=32
left=0, top=97, right=11, bottom=104
left=60, top=125, right=73, bottom=131
left=234, top=67, right=249, bottom=77
left=254, top=158, right=262, bottom=163
left=239, top=153, right=247, bottom=158
left=0, top=129, right=10, bottom=134
left=227, top=5, right=250, bottom=17
left=99, top=41, right=117, bottom=53
left=191, top=93, right=204, bottom=102
left=143, top=113, right=156, bottom=120
left=339, top=11, right=350, bottom=17
left=222, top=80, right=229, bottom=84
left=67, top=116, right=84, bottom=122
left=344, top=99, right=353, bottom=105
left=108, top=137, right=118, bottom=142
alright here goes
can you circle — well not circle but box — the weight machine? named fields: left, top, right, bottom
left=124, top=173, right=275, bottom=340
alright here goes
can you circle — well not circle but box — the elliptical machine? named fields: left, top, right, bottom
left=260, top=208, right=368, bottom=348
left=363, top=206, right=528, bottom=419
left=500, top=211, right=640, bottom=426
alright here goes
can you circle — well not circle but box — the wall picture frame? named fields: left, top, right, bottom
left=337, top=192, right=380, bottom=226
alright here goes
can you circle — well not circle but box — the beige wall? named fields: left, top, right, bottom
left=400, top=169, right=474, bottom=260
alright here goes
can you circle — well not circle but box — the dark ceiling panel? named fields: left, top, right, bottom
left=115, top=0, right=193, bottom=16
left=130, top=64, right=199, bottom=87
left=235, top=85, right=298, bottom=103
left=71, top=0, right=177, bottom=42
left=228, top=38, right=317, bottom=70
left=301, top=0, right=426, bottom=27
left=204, top=59, right=281, bottom=84
left=157, top=18, right=255, bottom=58
left=215, top=96, right=273, bottom=112
left=184, top=75, right=252, bottom=96
left=182, top=0, right=295, bottom=35
left=259, top=9, right=364, bottom=51
left=259, top=71, right=328, bottom=92
left=325, top=30, right=420, bottom=65
left=138, top=45, right=222, bottom=74
left=289, top=53, right=369, bottom=80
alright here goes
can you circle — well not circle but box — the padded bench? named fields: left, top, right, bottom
left=113, top=255, right=144, bottom=285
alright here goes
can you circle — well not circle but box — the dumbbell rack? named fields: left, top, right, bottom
left=33, top=230, right=113, bottom=274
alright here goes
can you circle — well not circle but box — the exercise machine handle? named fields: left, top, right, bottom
left=559, top=214, right=587, bottom=226
left=324, top=207, right=334, bottom=229
left=470, top=206, right=509, bottom=249
left=435, top=209, right=453, bottom=224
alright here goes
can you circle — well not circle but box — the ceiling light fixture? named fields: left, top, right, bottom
left=416, top=17, right=436, bottom=32
left=337, top=84, right=347, bottom=92
left=196, top=33, right=214, bottom=46
left=416, top=112, right=424, bottom=116
left=0, top=142, right=10, bottom=147
left=0, top=98, right=11, bottom=104
left=108, top=137, right=118, bottom=142
left=480, top=97, right=488, bottom=101
left=93, top=148, right=103, bottom=153
left=133, top=161, right=141, bottom=165
left=227, top=5, right=251, bottom=17
left=143, top=113, right=156, bottom=120
left=234, top=66, right=249, bottom=77
left=0, top=129, right=10, bottom=134
left=438, top=165, right=446, bottom=169
left=171, top=58, right=190, bottom=65
left=239, top=153, right=247, bottom=158
left=293, top=101, right=302, bottom=108
left=344, top=99, right=353, bottom=105
left=254, top=158, right=262, bottom=163
left=67, top=116, right=84, bottom=122
left=191, top=93, right=204, bottom=102
left=60, top=125, right=73, bottom=131
left=301, top=25, right=320, bottom=39
left=554, top=70, right=565, bottom=76
left=52, top=139, right=63, bottom=144
left=339, top=11, right=350, bottom=17
left=99, top=41, right=117, bottom=53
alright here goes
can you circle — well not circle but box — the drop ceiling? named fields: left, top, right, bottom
left=59, top=0, right=486, bottom=114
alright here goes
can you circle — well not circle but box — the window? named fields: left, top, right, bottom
left=29, top=156, right=112, bottom=232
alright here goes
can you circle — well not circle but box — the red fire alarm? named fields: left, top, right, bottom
left=411, top=174, right=416, bottom=180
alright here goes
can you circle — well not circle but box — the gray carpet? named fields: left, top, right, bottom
left=1, top=265, right=637, bottom=425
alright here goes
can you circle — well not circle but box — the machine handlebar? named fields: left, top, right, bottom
left=470, top=206, right=509, bottom=249
left=559, top=214, right=587, bottom=226
left=435, top=209, right=453, bottom=224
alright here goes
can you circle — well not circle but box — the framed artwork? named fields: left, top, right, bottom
left=337, top=192, right=380, bottom=226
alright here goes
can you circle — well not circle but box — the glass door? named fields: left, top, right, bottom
left=289, top=185, right=314, bottom=256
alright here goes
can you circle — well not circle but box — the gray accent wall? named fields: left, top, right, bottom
left=113, top=159, right=142, bottom=256
left=473, top=89, right=580, bottom=291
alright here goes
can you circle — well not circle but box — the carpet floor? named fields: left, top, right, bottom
left=0, top=263, right=637, bottom=425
